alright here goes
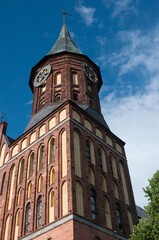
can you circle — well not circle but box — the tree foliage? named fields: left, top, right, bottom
left=130, top=170, right=159, bottom=240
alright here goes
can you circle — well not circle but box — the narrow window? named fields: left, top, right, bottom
left=72, top=73, right=78, bottom=85
left=0, top=172, right=6, bottom=195
left=73, top=131, right=81, bottom=177
left=120, top=162, right=129, bottom=205
left=56, top=73, right=61, bottom=85
left=14, top=209, right=20, bottom=240
left=18, top=158, right=24, bottom=184
left=28, top=152, right=34, bottom=178
left=55, top=94, right=61, bottom=101
left=88, top=167, right=95, bottom=185
left=17, top=188, right=22, bottom=205
left=113, top=182, right=119, bottom=199
left=49, top=138, right=55, bottom=164
left=50, top=167, right=55, bottom=185
left=62, top=181, right=68, bottom=216
left=101, top=175, right=107, bottom=192
left=104, top=197, right=112, bottom=229
left=62, top=130, right=67, bottom=177
left=76, top=181, right=84, bottom=216
left=86, top=140, right=91, bottom=162
left=98, top=149, right=102, bottom=169
left=73, top=93, right=78, bottom=101
left=8, top=165, right=15, bottom=210
left=109, top=155, right=118, bottom=179
left=28, top=182, right=32, bottom=199
left=90, top=189, right=97, bottom=220
left=127, top=209, right=133, bottom=234
left=116, top=203, right=123, bottom=233
left=38, top=175, right=43, bottom=192
left=37, top=196, right=42, bottom=227
left=4, top=215, right=10, bottom=240
left=38, top=145, right=44, bottom=171
left=49, top=189, right=54, bottom=223
left=25, top=203, right=31, bottom=233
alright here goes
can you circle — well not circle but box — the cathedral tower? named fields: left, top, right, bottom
left=0, top=24, right=138, bottom=240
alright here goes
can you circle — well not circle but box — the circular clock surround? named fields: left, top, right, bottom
left=33, top=65, right=51, bottom=87
left=82, top=62, right=98, bottom=83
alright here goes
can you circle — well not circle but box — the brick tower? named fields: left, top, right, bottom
left=0, top=24, right=138, bottom=240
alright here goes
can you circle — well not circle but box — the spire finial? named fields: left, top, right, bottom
left=63, top=10, right=72, bottom=25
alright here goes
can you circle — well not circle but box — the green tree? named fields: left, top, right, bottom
left=130, top=170, right=159, bottom=240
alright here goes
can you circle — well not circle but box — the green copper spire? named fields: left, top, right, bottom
left=48, top=24, right=82, bottom=55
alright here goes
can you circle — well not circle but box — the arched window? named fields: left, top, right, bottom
left=86, top=140, right=91, bottom=162
left=8, top=165, right=15, bottom=210
left=73, top=93, right=78, bottom=101
left=113, top=182, right=119, bottom=199
left=18, top=158, right=24, bottom=184
left=25, top=203, right=31, bottom=233
left=101, top=175, right=107, bottom=192
left=38, top=145, right=44, bottom=171
left=73, top=131, right=81, bottom=177
left=90, top=189, right=97, bottom=220
left=48, top=138, right=55, bottom=164
left=109, top=155, right=118, bottom=179
left=49, top=189, right=54, bottom=223
left=4, top=215, right=10, bottom=240
left=56, top=72, right=61, bottom=85
left=120, top=162, right=129, bottom=205
left=61, top=130, right=67, bottom=177
left=116, top=203, right=123, bottom=233
left=17, top=188, right=22, bottom=205
left=38, top=175, right=43, bottom=192
left=14, top=209, right=20, bottom=240
left=27, top=152, right=34, bottom=178
left=37, top=196, right=42, bottom=227
left=104, top=197, right=112, bottom=229
left=0, top=144, right=6, bottom=167
left=62, top=181, right=68, bottom=216
left=28, top=182, right=32, bottom=199
left=55, top=94, right=61, bottom=101
left=127, top=209, right=134, bottom=233
left=50, top=167, right=55, bottom=185
left=76, top=181, right=84, bottom=216
left=88, top=168, right=95, bottom=185
left=0, top=172, right=6, bottom=195
left=86, top=138, right=95, bottom=164
left=72, top=72, right=78, bottom=85
left=98, top=147, right=107, bottom=172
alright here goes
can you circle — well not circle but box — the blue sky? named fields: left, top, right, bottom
left=0, top=0, right=159, bottom=208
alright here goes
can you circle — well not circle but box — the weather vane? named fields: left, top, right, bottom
left=0, top=112, right=7, bottom=123
left=63, top=10, right=72, bottom=25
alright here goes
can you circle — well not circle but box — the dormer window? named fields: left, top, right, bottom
left=56, top=73, right=61, bottom=85
left=72, top=72, right=78, bottom=85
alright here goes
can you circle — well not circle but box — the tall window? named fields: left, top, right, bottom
left=73, top=131, right=81, bottom=177
left=88, top=167, right=95, bottom=185
left=76, top=181, right=84, bottom=216
left=120, top=162, right=129, bottom=205
left=56, top=72, right=61, bottom=85
left=14, top=209, right=20, bottom=240
left=116, top=203, right=123, bottom=233
left=48, top=138, right=55, bottom=164
left=86, top=140, right=91, bottom=162
left=90, top=189, right=97, bottom=220
left=50, top=167, right=55, bottom=185
left=38, top=175, right=43, bottom=192
left=49, top=189, right=54, bottom=223
left=98, top=149, right=102, bottom=169
left=104, top=197, right=112, bottom=229
left=27, top=152, right=34, bottom=178
left=37, top=196, right=42, bottom=227
left=72, top=72, right=78, bottom=85
left=25, top=203, right=31, bottom=233
left=62, top=181, right=68, bottom=216
left=8, top=165, right=15, bottom=210
left=0, top=172, right=6, bottom=195
left=17, top=188, right=22, bottom=205
left=4, top=215, right=10, bottom=240
left=28, top=182, right=32, bottom=199
left=18, top=158, right=24, bottom=184
left=101, top=175, right=107, bottom=192
left=38, top=145, right=44, bottom=171
left=109, top=155, right=118, bottom=179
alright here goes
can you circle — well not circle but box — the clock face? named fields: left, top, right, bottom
left=82, top=62, right=98, bottom=83
left=33, top=65, right=51, bottom=87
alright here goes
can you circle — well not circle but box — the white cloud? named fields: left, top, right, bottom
left=100, top=27, right=159, bottom=208
left=25, top=100, right=33, bottom=105
left=96, top=36, right=107, bottom=46
left=75, top=2, right=96, bottom=26
left=103, top=0, right=137, bottom=18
